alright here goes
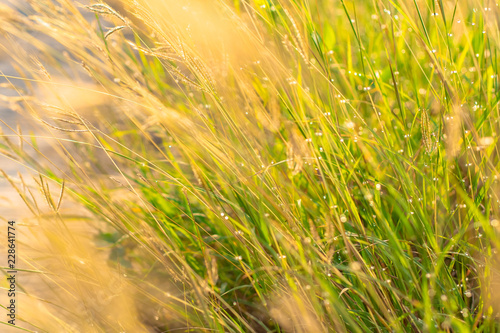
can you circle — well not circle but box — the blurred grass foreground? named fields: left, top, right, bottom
left=1, top=0, right=500, bottom=332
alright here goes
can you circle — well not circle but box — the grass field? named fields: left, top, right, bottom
left=1, top=0, right=500, bottom=332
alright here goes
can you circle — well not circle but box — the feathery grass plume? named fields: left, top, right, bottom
left=420, top=108, right=435, bottom=154
left=282, top=7, right=309, bottom=65
left=480, top=250, right=500, bottom=317
left=445, top=104, right=464, bottom=159
left=104, top=25, right=126, bottom=39
left=269, top=291, right=325, bottom=332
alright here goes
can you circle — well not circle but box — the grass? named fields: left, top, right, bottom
left=1, top=0, right=500, bottom=331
